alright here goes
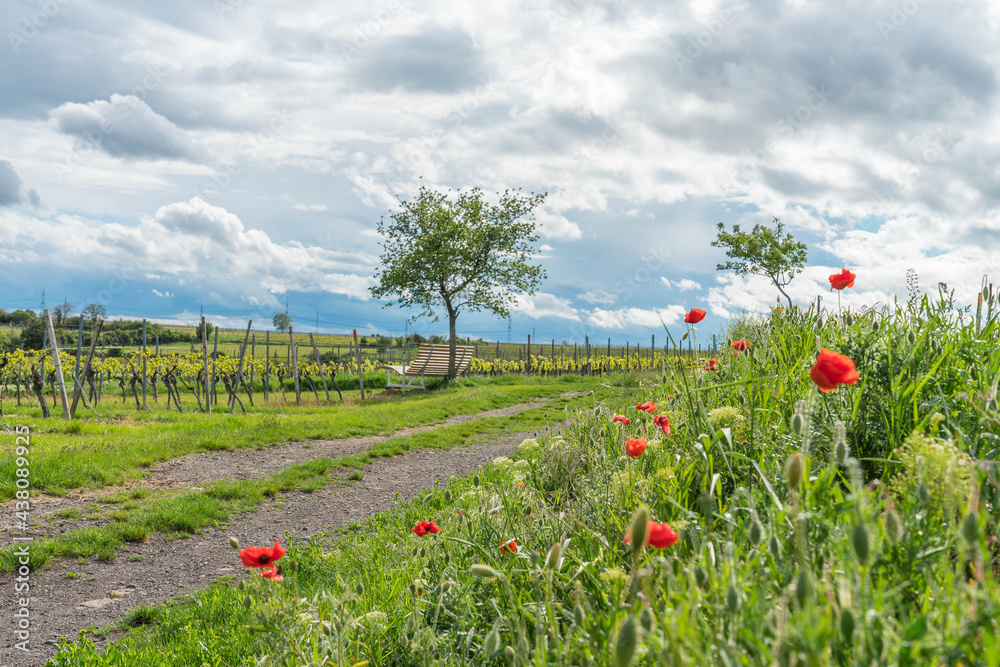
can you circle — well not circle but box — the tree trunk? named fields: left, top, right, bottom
left=448, top=309, right=458, bottom=379
left=773, top=279, right=793, bottom=309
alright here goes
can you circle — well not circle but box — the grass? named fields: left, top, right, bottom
left=42, top=293, right=1000, bottom=665
left=0, top=375, right=599, bottom=499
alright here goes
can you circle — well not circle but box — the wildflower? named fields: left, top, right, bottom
left=731, top=340, right=751, bottom=355
left=499, top=540, right=518, bottom=553
left=704, top=358, right=719, bottom=371
left=623, top=521, right=680, bottom=549
left=829, top=268, right=856, bottom=291
left=625, top=437, right=647, bottom=458
left=809, top=348, right=860, bottom=392
left=612, top=414, right=631, bottom=425
left=684, top=308, right=707, bottom=324
left=258, top=566, right=284, bottom=582
left=653, top=415, right=671, bottom=436
left=239, top=540, right=286, bottom=569
left=411, top=520, right=441, bottom=537
left=635, top=402, right=658, bottom=413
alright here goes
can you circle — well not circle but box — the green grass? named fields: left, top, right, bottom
left=0, top=375, right=603, bottom=499
left=45, top=291, right=1000, bottom=666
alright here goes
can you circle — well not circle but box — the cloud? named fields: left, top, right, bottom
left=534, top=211, right=582, bottom=241
left=511, top=292, right=580, bottom=321
left=661, top=277, right=702, bottom=291
left=0, top=160, right=38, bottom=207
left=587, top=305, right=686, bottom=330
left=150, top=289, right=174, bottom=298
left=539, top=244, right=554, bottom=252
left=350, top=27, right=489, bottom=93
left=577, top=288, right=617, bottom=305
left=50, top=94, right=204, bottom=161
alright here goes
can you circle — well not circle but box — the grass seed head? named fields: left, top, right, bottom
left=470, top=564, right=499, bottom=579
left=883, top=508, right=903, bottom=545
left=628, top=505, right=651, bottom=554
left=545, top=542, right=562, bottom=570
left=785, top=452, right=804, bottom=489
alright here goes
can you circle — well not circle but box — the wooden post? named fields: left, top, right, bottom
left=201, top=316, right=210, bottom=413
left=250, top=334, right=255, bottom=399
left=526, top=335, right=531, bottom=374
left=211, top=327, right=219, bottom=406
left=43, top=309, right=70, bottom=419
left=264, top=331, right=270, bottom=402
left=585, top=335, right=590, bottom=376
left=74, top=317, right=84, bottom=398
left=290, top=327, right=301, bottom=406
left=310, top=333, right=341, bottom=402
left=98, top=333, right=105, bottom=403
left=230, top=320, right=252, bottom=414
left=141, top=319, right=147, bottom=409
left=71, top=319, right=103, bottom=417
left=354, top=329, right=365, bottom=400
left=651, top=335, right=655, bottom=368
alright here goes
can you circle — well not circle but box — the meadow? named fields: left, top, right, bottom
left=38, top=287, right=1000, bottom=666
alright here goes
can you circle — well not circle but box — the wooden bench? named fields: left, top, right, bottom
left=377, top=343, right=475, bottom=390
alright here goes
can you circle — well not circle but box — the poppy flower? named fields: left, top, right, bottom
left=258, top=566, right=284, bottom=582
left=499, top=540, right=518, bottom=553
left=239, top=540, right=286, bottom=569
left=612, top=414, right=630, bottom=425
left=684, top=308, right=707, bottom=324
left=829, top=268, right=856, bottom=291
left=411, top=520, right=441, bottom=537
left=625, top=437, right=647, bottom=458
left=624, top=521, right=680, bottom=549
left=731, top=340, right=751, bottom=353
left=653, top=415, right=671, bottom=436
left=635, top=402, right=659, bottom=413
left=809, top=348, right=860, bottom=392
left=704, top=359, right=719, bottom=371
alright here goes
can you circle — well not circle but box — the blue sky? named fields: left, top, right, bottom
left=2, top=0, right=999, bottom=345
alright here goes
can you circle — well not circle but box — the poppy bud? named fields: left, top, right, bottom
left=852, top=523, right=869, bottom=565
left=639, top=607, right=655, bottom=632
left=906, top=330, right=916, bottom=345
left=442, top=580, right=452, bottom=592
left=840, top=608, right=855, bottom=643
left=409, top=584, right=417, bottom=595
left=473, top=474, right=481, bottom=487
left=229, top=536, right=240, bottom=550
left=419, top=547, right=426, bottom=558
left=243, top=595, right=253, bottom=609
left=790, top=413, right=805, bottom=436
left=484, top=625, right=501, bottom=657
left=917, top=484, right=930, bottom=503
left=574, top=603, right=586, bottom=627
left=883, top=509, right=903, bottom=546
left=614, top=617, right=637, bottom=667
left=843, top=313, right=853, bottom=326
left=725, top=586, right=740, bottom=613
left=962, top=512, right=978, bottom=546
left=524, top=505, right=532, bottom=517
left=545, top=542, right=562, bottom=570
left=769, top=535, right=782, bottom=561
left=443, top=552, right=450, bottom=565
left=749, top=520, right=764, bottom=546
left=695, top=566, right=709, bottom=589
left=470, top=564, right=499, bottom=578
left=529, top=551, right=540, bottom=566
left=785, top=452, right=804, bottom=489
left=628, top=505, right=651, bottom=554
left=355, top=583, right=365, bottom=596
left=504, top=646, right=516, bottom=662
left=444, top=490, right=453, bottom=503
left=412, top=546, right=418, bottom=556
left=795, top=570, right=812, bottom=608
left=835, top=439, right=848, bottom=467
left=872, top=319, right=880, bottom=332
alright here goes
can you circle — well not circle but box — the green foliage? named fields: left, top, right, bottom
left=272, top=312, right=292, bottom=332
left=371, top=185, right=547, bottom=377
left=712, top=217, right=808, bottom=307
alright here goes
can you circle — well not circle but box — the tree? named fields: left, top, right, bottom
left=82, top=303, right=107, bottom=324
left=712, top=217, right=808, bottom=309
left=273, top=313, right=293, bottom=332
left=371, top=186, right=547, bottom=378
left=53, top=300, right=73, bottom=326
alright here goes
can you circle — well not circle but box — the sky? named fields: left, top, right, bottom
left=1, top=0, right=998, bottom=345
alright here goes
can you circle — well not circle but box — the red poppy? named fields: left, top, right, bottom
left=625, top=437, right=647, bottom=458
left=684, top=308, right=707, bottom=324
left=411, top=520, right=441, bottom=537
left=653, top=415, right=671, bottom=436
left=829, top=268, right=856, bottom=291
left=704, top=359, right=719, bottom=371
left=258, top=566, right=284, bottom=582
left=499, top=540, right=518, bottom=553
left=612, top=414, right=630, bottom=425
left=731, top=340, right=751, bottom=353
left=624, top=521, right=680, bottom=549
left=635, top=402, right=659, bottom=413
left=239, top=540, right=286, bottom=569
left=810, top=348, right=860, bottom=392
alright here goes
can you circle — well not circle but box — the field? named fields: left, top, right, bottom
left=3, top=291, right=1000, bottom=666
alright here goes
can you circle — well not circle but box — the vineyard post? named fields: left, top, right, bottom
left=43, top=309, right=71, bottom=419
left=354, top=329, right=365, bottom=400
left=250, top=334, right=255, bottom=399
left=156, top=335, right=160, bottom=357
left=264, top=331, right=271, bottom=403
left=211, top=327, right=219, bottom=406
left=526, top=335, right=531, bottom=374
left=16, top=345, right=22, bottom=406
left=713, top=335, right=717, bottom=353
left=310, top=333, right=340, bottom=403
left=74, top=316, right=84, bottom=398
left=289, top=327, right=302, bottom=406
left=142, top=319, right=147, bottom=409
left=99, top=333, right=106, bottom=403
left=71, top=319, right=103, bottom=417
left=201, top=316, right=210, bottom=413
left=651, top=335, right=655, bottom=368
left=586, top=335, right=590, bottom=376
left=230, top=320, right=252, bottom=414
left=607, top=338, right=611, bottom=357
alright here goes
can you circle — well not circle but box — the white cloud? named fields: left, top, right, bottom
left=587, top=305, right=686, bottom=330
left=661, top=277, right=702, bottom=291
left=150, top=289, right=174, bottom=298
left=511, top=292, right=580, bottom=321
left=539, top=244, right=554, bottom=252
left=577, top=289, right=617, bottom=305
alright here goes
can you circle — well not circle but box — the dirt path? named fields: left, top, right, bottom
left=0, top=398, right=558, bottom=540
left=0, top=419, right=565, bottom=666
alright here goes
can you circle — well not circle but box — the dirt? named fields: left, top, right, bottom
left=0, top=401, right=569, bottom=667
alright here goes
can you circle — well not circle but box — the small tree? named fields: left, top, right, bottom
left=53, top=300, right=73, bottom=326
left=371, top=186, right=547, bottom=378
left=273, top=313, right=293, bottom=332
left=82, top=303, right=107, bottom=324
left=712, top=217, right=808, bottom=309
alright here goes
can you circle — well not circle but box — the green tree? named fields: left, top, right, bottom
left=712, top=217, right=808, bottom=309
left=82, top=303, right=107, bottom=324
left=273, top=313, right=293, bottom=333
left=371, top=186, right=547, bottom=378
